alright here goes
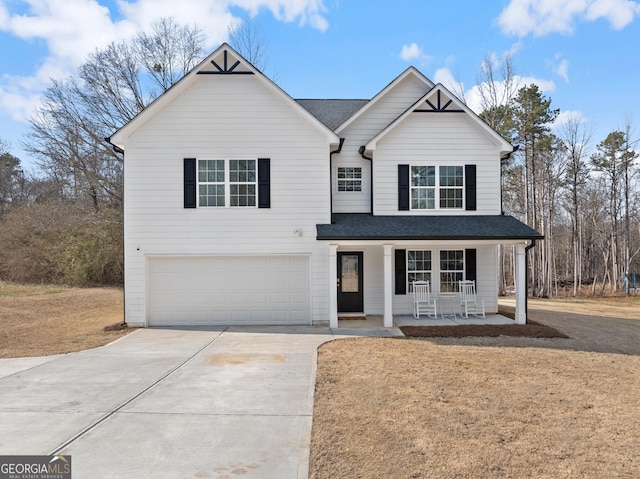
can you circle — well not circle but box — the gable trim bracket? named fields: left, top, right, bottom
left=197, top=49, right=254, bottom=75
left=415, top=89, right=463, bottom=113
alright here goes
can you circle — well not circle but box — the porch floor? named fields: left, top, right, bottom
left=334, top=314, right=514, bottom=337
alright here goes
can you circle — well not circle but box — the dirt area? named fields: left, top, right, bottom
left=310, top=296, right=640, bottom=479
left=0, top=282, right=130, bottom=358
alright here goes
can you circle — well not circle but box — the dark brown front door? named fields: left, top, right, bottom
left=337, top=252, right=364, bottom=312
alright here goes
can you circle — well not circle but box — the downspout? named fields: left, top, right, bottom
left=524, top=239, right=537, bottom=323
left=106, top=136, right=127, bottom=326
left=358, top=146, right=373, bottom=214
left=329, top=138, right=345, bottom=224
left=500, top=145, right=519, bottom=215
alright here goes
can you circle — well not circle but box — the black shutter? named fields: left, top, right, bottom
left=395, top=249, right=407, bottom=295
left=465, top=164, right=477, bottom=211
left=398, top=164, right=409, bottom=210
left=465, top=248, right=477, bottom=281
left=258, top=158, right=270, bottom=208
left=184, top=158, right=196, bottom=208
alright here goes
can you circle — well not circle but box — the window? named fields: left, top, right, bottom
left=410, top=166, right=435, bottom=209
left=198, top=159, right=256, bottom=207
left=410, top=165, right=463, bottom=210
left=338, top=167, right=362, bottom=192
left=407, top=250, right=432, bottom=291
left=440, top=250, right=464, bottom=292
left=439, top=166, right=463, bottom=208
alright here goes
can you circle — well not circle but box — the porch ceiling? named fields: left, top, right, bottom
left=316, top=213, right=544, bottom=241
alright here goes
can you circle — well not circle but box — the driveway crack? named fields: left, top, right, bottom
left=47, top=328, right=227, bottom=455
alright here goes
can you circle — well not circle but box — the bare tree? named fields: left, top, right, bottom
left=559, top=117, right=593, bottom=295
left=23, top=18, right=207, bottom=209
left=474, top=53, right=520, bottom=295
left=477, top=53, right=520, bottom=139
left=621, top=118, right=639, bottom=293
left=228, top=17, right=274, bottom=78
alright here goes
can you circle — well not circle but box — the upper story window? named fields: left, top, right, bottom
left=410, top=165, right=463, bottom=210
left=198, top=159, right=256, bottom=207
left=337, top=167, right=362, bottom=192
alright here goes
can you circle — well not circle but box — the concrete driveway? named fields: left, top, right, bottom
left=0, top=326, right=337, bottom=479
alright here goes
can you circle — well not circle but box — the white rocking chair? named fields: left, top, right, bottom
left=459, top=280, right=486, bottom=318
left=412, top=281, right=437, bottom=319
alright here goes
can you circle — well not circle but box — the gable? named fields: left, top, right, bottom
left=364, top=84, right=513, bottom=156
left=335, top=67, right=434, bottom=134
left=109, top=44, right=339, bottom=150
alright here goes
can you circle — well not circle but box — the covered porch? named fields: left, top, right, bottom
left=317, top=214, right=544, bottom=329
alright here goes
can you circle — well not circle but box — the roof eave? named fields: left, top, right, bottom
left=316, top=234, right=544, bottom=241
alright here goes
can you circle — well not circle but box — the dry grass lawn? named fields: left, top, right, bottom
left=2, top=282, right=639, bottom=477
left=310, top=296, right=640, bottom=479
left=0, top=281, right=129, bottom=358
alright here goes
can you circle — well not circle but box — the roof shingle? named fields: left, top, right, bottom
left=316, top=214, right=543, bottom=241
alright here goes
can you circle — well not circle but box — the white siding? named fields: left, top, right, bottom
left=122, top=75, right=333, bottom=326
left=373, top=113, right=502, bottom=215
left=333, top=74, right=431, bottom=213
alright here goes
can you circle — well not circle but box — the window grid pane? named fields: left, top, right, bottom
left=198, top=160, right=225, bottom=207
left=408, top=250, right=432, bottom=292
left=229, top=159, right=256, bottom=183
left=199, top=184, right=225, bottom=207
left=229, top=159, right=257, bottom=207
left=410, top=166, right=435, bottom=210
left=230, top=184, right=256, bottom=207
left=439, top=165, right=463, bottom=209
left=440, top=188, right=463, bottom=208
left=338, top=167, right=362, bottom=192
left=440, top=250, right=464, bottom=292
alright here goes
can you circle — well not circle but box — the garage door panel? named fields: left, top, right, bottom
left=148, top=256, right=310, bottom=326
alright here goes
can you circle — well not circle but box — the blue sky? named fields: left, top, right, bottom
left=1, top=0, right=640, bottom=170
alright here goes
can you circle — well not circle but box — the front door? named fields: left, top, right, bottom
left=337, top=252, right=364, bottom=312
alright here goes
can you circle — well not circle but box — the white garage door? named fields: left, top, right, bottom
left=147, top=255, right=310, bottom=326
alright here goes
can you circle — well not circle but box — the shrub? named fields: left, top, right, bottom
left=0, top=202, right=123, bottom=286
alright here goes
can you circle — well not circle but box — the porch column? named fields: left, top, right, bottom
left=383, top=244, right=393, bottom=327
left=329, top=244, right=339, bottom=328
left=514, top=243, right=526, bottom=324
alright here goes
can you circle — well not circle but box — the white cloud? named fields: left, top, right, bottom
left=497, top=0, right=640, bottom=37
left=399, top=42, right=433, bottom=65
left=433, top=67, right=460, bottom=92
left=554, top=57, right=570, bottom=82
left=553, top=110, right=588, bottom=129
left=0, top=0, right=330, bottom=123
left=463, top=75, right=556, bottom=115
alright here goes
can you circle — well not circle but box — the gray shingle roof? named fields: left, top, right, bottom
left=316, top=214, right=544, bottom=241
left=296, top=99, right=369, bottom=131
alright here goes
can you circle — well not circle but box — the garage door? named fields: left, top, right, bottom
left=147, top=255, right=310, bottom=326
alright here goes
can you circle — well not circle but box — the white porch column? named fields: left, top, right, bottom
left=329, top=244, right=339, bottom=328
left=514, top=243, right=527, bottom=324
left=383, top=244, right=394, bottom=328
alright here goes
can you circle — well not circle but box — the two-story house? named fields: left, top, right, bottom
left=108, top=43, right=542, bottom=329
